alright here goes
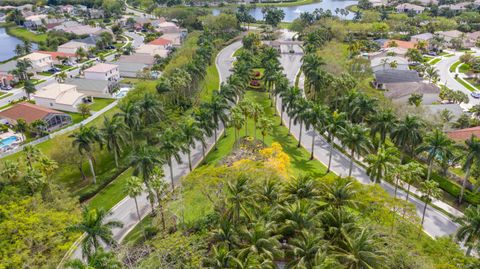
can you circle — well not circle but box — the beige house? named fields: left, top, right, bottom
left=57, top=41, right=93, bottom=54
left=84, top=63, right=120, bottom=84
left=19, top=52, right=53, bottom=73
left=33, top=83, right=87, bottom=112
left=396, top=3, right=425, bottom=13
left=136, top=44, right=169, bottom=57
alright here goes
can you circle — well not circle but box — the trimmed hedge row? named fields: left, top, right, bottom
left=77, top=165, right=130, bottom=203
left=430, top=172, right=480, bottom=205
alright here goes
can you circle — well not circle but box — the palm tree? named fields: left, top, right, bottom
left=101, top=116, right=127, bottom=168
left=195, top=107, right=215, bottom=158
left=69, top=126, right=103, bottom=184
left=340, top=123, right=372, bottom=177
left=115, top=101, right=140, bottom=141
left=0, top=160, right=20, bottom=183
left=257, top=117, right=273, bottom=144
left=334, top=228, right=385, bottom=268
left=304, top=102, right=328, bottom=160
left=23, top=80, right=36, bottom=100
left=292, top=98, right=310, bottom=148
left=150, top=170, right=169, bottom=230
left=392, top=114, right=425, bottom=158
left=68, top=207, right=123, bottom=259
left=250, top=102, right=263, bottom=139
left=322, top=178, right=358, bottom=209
left=419, top=180, right=441, bottom=227
left=179, top=117, right=204, bottom=171
left=208, top=93, right=229, bottom=148
left=125, top=176, right=144, bottom=223
left=286, top=230, right=326, bottom=269
left=238, top=99, right=252, bottom=136
left=55, top=71, right=67, bottom=83
left=416, top=129, right=455, bottom=181
left=129, top=145, right=163, bottom=190
left=275, top=200, right=319, bottom=237
left=23, top=145, right=40, bottom=169
left=66, top=248, right=122, bottom=268
left=139, top=93, right=163, bottom=126
left=280, top=86, right=300, bottom=130
left=365, top=146, right=400, bottom=183
left=368, top=109, right=396, bottom=148
left=230, top=109, right=245, bottom=141
left=238, top=221, right=281, bottom=263
left=284, top=175, right=320, bottom=201
left=425, top=65, right=439, bottom=83
left=158, top=128, right=184, bottom=190
left=325, top=111, right=346, bottom=172
left=455, top=205, right=480, bottom=256
left=13, top=118, right=28, bottom=141
left=460, top=135, right=480, bottom=203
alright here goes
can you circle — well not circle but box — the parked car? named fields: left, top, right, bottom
left=0, top=85, right=12, bottom=90
left=471, top=91, right=480, bottom=98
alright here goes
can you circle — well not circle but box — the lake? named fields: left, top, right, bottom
left=213, top=0, right=358, bottom=22
left=0, top=27, right=38, bottom=62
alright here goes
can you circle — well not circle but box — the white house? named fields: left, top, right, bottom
left=23, top=14, right=47, bottom=29
left=19, top=52, right=53, bottom=73
left=396, top=3, right=425, bottom=14
left=34, top=83, right=87, bottom=112
left=371, top=56, right=410, bottom=72
left=57, top=40, right=93, bottom=54
left=65, top=78, right=113, bottom=98
left=84, top=63, right=120, bottom=84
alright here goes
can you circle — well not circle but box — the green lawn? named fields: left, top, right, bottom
left=65, top=112, right=84, bottom=125
left=5, top=26, right=48, bottom=43
left=202, top=90, right=331, bottom=178
left=122, top=214, right=154, bottom=245
left=87, top=168, right=133, bottom=211
left=0, top=92, right=13, bottom=100
left=429, top=58, right=441, bottom=65
left=449, top=61, right=461, bottom=72
left=199, top=63, right=219, bottom=102
left=456, top=77, right=477, bottom=92
left=37, top=72, right=52, bottom=76
left=458, top=63, right=471, bottom=74
left=89, top=98, right=115, bottom=111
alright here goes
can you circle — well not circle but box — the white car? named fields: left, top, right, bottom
left=471, top=91, right=480, bottom=98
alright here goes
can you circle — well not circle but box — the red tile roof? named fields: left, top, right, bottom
left=148, top=38, right=172, bottom=46
left=36, top=50, right=76, bottom=60
left=447, top=126, right=480, bottom=141
left=383, top=39, right=416, bottom=49
left=0, top=102, right=65, bottom=124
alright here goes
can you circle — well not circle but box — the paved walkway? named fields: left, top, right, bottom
left=278, top=51, right=459, bottom=238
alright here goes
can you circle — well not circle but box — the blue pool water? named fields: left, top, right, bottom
left=0, top=136, right=18, bottom=149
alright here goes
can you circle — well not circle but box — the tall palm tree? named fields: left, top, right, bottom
left=455, top=205, right=480, bottom=256
left=23, top=80, right=36, bottom=100
left=257, top=117, right=273, bottom=144
left=460, top=135, right=480, bottom=203
left=209, top=93, right=230, bottom=141
left=68, top=207, right=123, bottom=259
left=129, top=145, right=163, bottom=190
left=419, top=180, right=441, bottom=227
left=334, top=228, right=386, bottom=268
left=139, top=93, right=163, bottom=126
left=70, top=126, right=103, bottom=184
left=66, top=248, right=123, bottom=269
left=292, top=98, right=310, bottom=148
left=304, top=102, right=328, bottom=160
left=195, top=107, right=215, bottom=158
left=124, top=176, right=144, bottom=224
left=280, top=86, right=300, bottom=129
left=179, top=116, right=204, bottom=171
left=23, top=145, right=40, bottom=169
left=368, top=109, right=396, bottom=148
left=13, top=118, right=28, bottom=141
left=401, top=162, right=424, bottom=218
left=101, top=116, right=127, bottom=168
left=416, top=129, right=455, bottom=181
left=392, top=114, right=425, bottom=158
left=238, top=100, right=252, bottom=136
left=250, top=102, right=263, bottom=139
left=325, top=111, right=346, bottom=172
left=158, top=128, right=184, bottom=190
left=230, top=109, right=245, bottom=141
left=339, top=123, right=372, bottom=177
left=365, top=146, right=400, bottom=183
left=115, top=100, right=140, bottom=141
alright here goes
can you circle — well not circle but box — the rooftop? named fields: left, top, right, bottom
left=374, top=69, right=422, bottom=84
left=410, top=33, right=434, bottom=41
left=84, top=63, right=118, bottom=73
left=36, top=50, right=76, bottom=59
left=119, top=54, right=155, bottom=65
left=65, top=78, right=109, bottom=92
left=35, top=83, right=85, bottom=105
left=383, top=39, right=416, bottom=49
left=384, top=82, right=439, bottom=99
left=0, top=102, right=65, bottom=124
left=20, top=52, right=51, bottom=61
left=148, top=38, right=172, bottom=46
left=447, top=126, right=480, bottom=141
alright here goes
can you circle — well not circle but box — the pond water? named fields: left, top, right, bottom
left=0, top=27, right=38, bottom=62
left=213, top=0, right=358, bottom=22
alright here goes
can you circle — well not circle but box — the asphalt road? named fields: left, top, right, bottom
left=69, top=40, right=241, bottom=260
left=277, top=52, right=459, bottom=238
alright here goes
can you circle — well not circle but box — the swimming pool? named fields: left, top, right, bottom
left=0, top=136, right=18, bottom=149
left=114, top=87, right=130, bottom=99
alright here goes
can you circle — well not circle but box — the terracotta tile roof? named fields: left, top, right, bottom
left=383, top=39, right=416, bottom=49
left=36, top=50, right=76, bottom=60
left=148, top=38, right=172, bottom=46
left=447, top=126, right=480, bottom=141
left=0, top=102, right=64, bottom=123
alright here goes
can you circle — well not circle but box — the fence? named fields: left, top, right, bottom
left=0, top=100, right=118, bottom=159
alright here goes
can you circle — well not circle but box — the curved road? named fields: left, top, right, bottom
left=65, top=40, right=241, bottom=262
left=277, top=50, right=459, bottom=238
